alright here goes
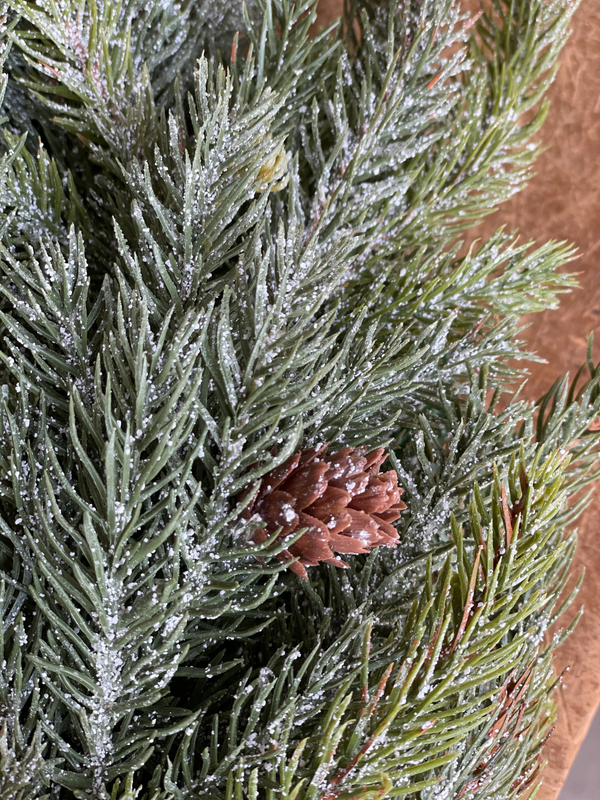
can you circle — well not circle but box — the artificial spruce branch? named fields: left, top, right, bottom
left=0, top=1, right=595, bottom=799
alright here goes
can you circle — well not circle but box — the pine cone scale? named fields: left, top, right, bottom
left=259, top=490, right=299, bottom=531
left=327, top=531, right=371, bottom=555
left=329, top=474, right=370, bottom=495
left=319, top=511, right=353, bottom=535
left=346, top=508, right=381, bottom=541
left=305, top=486, right=351, bottom=517
left=377, top=509, right=404, bottom=524
left=280, top=461, right=329, bottom=509
left=348, top=486, right=389, bottom=513
left=372, top=515, right=400, bottom=541
left=289, top=514, right=332, bottom=564
left=255, top=453, right=301, bottom=503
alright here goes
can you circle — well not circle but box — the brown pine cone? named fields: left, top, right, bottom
left=243, top=444, right=406, bottom=579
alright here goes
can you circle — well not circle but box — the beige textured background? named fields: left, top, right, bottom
left=314, top=2, right=600, bottom=797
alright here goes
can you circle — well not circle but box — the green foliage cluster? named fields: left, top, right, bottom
left=0, top=1, right=596, bottom=799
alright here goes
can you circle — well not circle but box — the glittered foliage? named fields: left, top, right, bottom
left=0, top=1, right=596, bottom=799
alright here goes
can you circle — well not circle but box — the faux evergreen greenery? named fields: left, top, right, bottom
left=0, top=0, right=597, bottom=798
